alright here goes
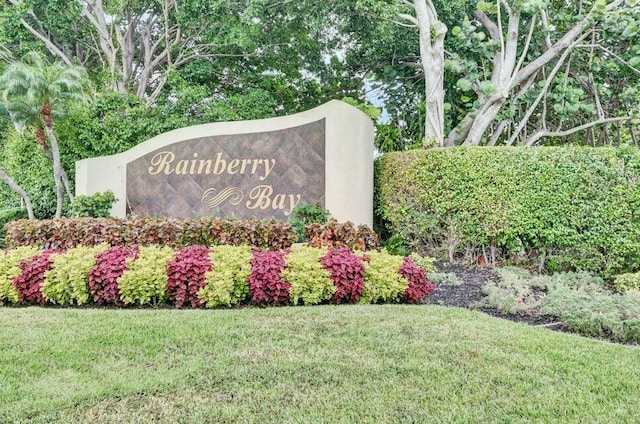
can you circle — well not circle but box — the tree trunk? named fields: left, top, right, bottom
left=43, top=126, right=65, bottom=218
left=0, top=167, right=35, bottom=219
left=413, top=0, right=446, bottom=148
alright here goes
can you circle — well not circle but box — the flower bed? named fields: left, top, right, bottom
left=0, top=245, right=434, bottom=308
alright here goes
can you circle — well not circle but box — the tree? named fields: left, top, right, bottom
left=0, top=52, right=89, bottom=218
left=361, top=0, right=640, bottom=148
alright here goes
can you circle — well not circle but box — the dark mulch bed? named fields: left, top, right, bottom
left=423, top=263, right=561, bottom=329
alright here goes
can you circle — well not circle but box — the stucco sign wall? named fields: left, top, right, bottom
left=76, top=100, right=374, bottom=226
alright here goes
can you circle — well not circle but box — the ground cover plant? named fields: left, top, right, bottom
left=0, top=306, right=638, bottom=423
left=0, top=245, right=434, bottom=308
left=472, top=267, right=640, bottom=343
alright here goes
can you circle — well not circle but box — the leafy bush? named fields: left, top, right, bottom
left=118, top=246, right=175, bottom=306
left=199, top=245, right=252, bottom=308
left=399, top=257, right=436, bottom=303
left=282, top=246, right=334, bottom=305
left=612, top=273, right=640, bottom=293
left=320, top=247, right=366, bottom=304
left=0, top=207, right=28, bottom=248
left=66, top=190, right=117, bottom=218
left=165, top=246, right=211, bottom=308
left=384, top=234, right=409, bottom=256
left=408, top=252, right=436, bottom=273
left=288, top=202, right=331, bottom=242
left=377, top=147, right=640, bottom=275
left=306, top=220, right=380, bottom=251
left=5, top=217, right=297, bottom=250
left=12, top=250, right=57, bottom=305
left=88, top=246, right=139, bottom=305
left=0, top=246, right=39, bottom=303
left=41, top=245, right=109, bottom=305
left=360, top=251, right=407, bottom=304
left=249, top=250, right=290, bottom=306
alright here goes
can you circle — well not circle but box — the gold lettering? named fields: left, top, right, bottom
left=148, top=151, right=175, bottom=175
left=175, top=159, right=189, bottom=175
left=273, top=193, right=286, bottom=210
left=246, top=185, right=273, bottom=210
left=213, top=152, right=226, bottom=175
left=261, top=159, right=276, bottom=181
left=240, top=159, right=250, bottom=174
left=228, top=159, right=240, bottom=174
left=285, top=194, right=302, bottom=216
left=197, top=159, right=212, bottom=174
left=189, top=153, right=199, bottom=175
left=251, top=159, right=262, bottom=176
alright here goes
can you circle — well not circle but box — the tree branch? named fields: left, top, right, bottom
left=524, top=117, right=634, bottom=146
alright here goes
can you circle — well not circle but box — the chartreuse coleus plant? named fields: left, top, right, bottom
left=360, top=251, right=407, bottom=304
left=118, top=246, right=175, bottom=306
left=0, top=246, right=39, bottom=304
left=41, top=244, right=109, bottom=305
left=198, top=245, right=252, bottom=308
left=282, top=246, right=335, bottom=306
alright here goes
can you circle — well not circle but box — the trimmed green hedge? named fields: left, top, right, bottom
left=0, top=245, right=435, bottom=308
left=377, top=146, right=640, bottom=275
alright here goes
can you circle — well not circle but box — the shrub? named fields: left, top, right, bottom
left=306, top=220, right=380, bottom=251
left=612, top=273, right=640, bottom=293
left=5, top=217, right=297, bottom=250
left=249, top=249, right=290, bottom=306
left=66, top=190, right=117, bottom=218
left=475, top=268, right=545, bottom=315
left=399, top=257, right=436, bottom=303
left=12, top=249, right=57, bottom=305
left=118, top=246, right=174, bottom=306
left=283, top=246, right=334, bottom=305
left=288, top=202, right=331, bottom=242
left=541, top=283, right=640, bottom=343
left=88, top=246, right=139, bottom=305
left=0, top=246, right=39, bottom=303
left=0, top=207, right=28, bottom=248
left=408, top=252, right=436, bottom=273
left=384, top=234, right=409, bottom=256
left=377, top=147, right=640, bottom=275
left=165, top=246, right=212, bottom=308
left=360, top=251, right=407, bottom=304
left=320, top=247, right=366, bottom=304
left=199, top=245, right=252, bottom=308
left=41, top=244, right=109, bottom=305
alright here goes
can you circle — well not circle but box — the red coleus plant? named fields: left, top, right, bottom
left=88, top=246, right=139, bottom=305
left=320, top=247, right=366, bottom=304
left=165, top=245, right=212, bottom=308
left=12, top=249, right=58, bottom=305
left=398, top=257, right=436, bottom=303
left=249, top=249, right=290, bottom=306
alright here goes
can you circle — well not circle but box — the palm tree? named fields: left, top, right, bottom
left=0, top=52, right=89, bottom=218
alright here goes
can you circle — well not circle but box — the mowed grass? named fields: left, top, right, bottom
left=1, top=305, right=639, bottom=423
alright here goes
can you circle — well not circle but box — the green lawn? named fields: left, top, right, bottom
left=1, top=305, right=638, bottom=423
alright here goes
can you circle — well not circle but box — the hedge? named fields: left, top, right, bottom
left=377, top=146, right=640, bottom=276
left=0, top=245, right=435, bottom=308
left=4, top=217, right=380, bottom=252
left=4, top=217, right=298, bottom=250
